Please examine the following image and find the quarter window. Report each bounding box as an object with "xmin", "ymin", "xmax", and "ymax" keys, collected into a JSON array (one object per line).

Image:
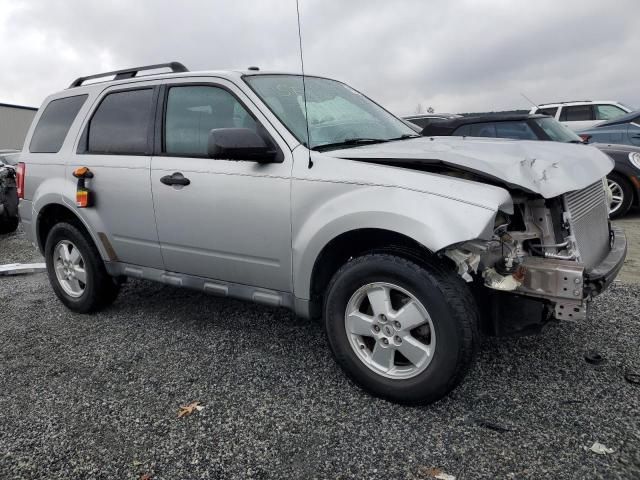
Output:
[
  {"xmin": 164, "ymin": 86, "xmax": 258, "ymax": 156},
  {"xmin": 535, "ymin": 107, "xmax": 558, "ymax": 117},
  {"xmin": 29, "ymin": 95, "xmax": 88, "ymax": 153},
  {"xmin": 87, "ymin": 89, "xmax": 154, "ymax": 154},
  {"xmin": 560, "ymin": 105, "xmax": 593, "ymax": 122},
  {"xmin": 594, "ymin": 104, "xmax": 626, "ymax": 120}
]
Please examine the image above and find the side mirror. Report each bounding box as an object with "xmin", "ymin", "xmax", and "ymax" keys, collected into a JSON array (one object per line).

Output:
[{"xmin": 207, "ymin": 128, "xmax": 277, "ymax": 163}]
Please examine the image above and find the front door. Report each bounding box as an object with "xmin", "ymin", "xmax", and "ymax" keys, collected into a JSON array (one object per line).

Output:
[{"xmin": 150, "ymin": 80, "xmax": 293, "ymax": 292}]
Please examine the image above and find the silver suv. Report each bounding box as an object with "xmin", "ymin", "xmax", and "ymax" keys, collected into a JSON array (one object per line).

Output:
[{"xmin": 17, "ymin": 63, "xmax": 626, "ymax": 404}]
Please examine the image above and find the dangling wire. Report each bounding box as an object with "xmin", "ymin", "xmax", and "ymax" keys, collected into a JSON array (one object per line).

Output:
[{"xmin": 296, "ymin": 0, "xmax": 313, "ymax": 168}]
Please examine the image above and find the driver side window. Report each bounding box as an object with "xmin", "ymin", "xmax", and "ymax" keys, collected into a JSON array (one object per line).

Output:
[{"xmin": 164, "ymin": 85, "xmax": 259, "ymax": 156}]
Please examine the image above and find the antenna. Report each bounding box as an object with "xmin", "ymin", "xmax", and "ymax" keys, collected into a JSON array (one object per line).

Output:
[
  {"xmin": 296, "ymin": 0, "xmax": 313, "ymax": 168},
  {"xmin": 521, "ymin": 92, "xmax": 540, "ymax": 111}
]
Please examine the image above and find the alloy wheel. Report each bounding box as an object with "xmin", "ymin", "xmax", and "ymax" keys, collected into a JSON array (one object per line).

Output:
[
  {"xmin": 607, "ymin": 178, "xmax": 624, "ymax": 215},
  {"xmin": 344, "ymin": 282, "xmax": 436, "ymax": 379},
  {"xmin": 53, "ymin": 240, "xmax": 87, "ymax": 298}
]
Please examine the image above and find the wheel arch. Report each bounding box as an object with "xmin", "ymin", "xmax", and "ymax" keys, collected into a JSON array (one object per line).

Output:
[
  {"xmin": 306, "ymin": 227, "xmax": 453, "ymax": 319},
  {"xmin": 35, "ymin": 202, "xmax": 107, "ymax": 260}
]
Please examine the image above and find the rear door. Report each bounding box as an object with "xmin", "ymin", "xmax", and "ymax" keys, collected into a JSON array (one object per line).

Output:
[
  {"xmin": 150, "ymin": 78, "xmax": 293, "ymax": 291},
  {"xmin": 70, "ymin": 84, "xmax": 163, "ymax": 269}
]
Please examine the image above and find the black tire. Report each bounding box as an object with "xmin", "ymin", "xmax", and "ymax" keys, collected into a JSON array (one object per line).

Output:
[
  {"xmin": 44, "ymin": 222, "xmax": 120, "ymax": 313},
  {"xmin": 0, "ymin": 216, "xmax": 18, "ymax": 234},
  {"xmin": 324, "ymin": 253, "xmax": 479, "ymax": 405},
  {"xmin": 607, "ymin": 172, "xmax": 633, "ymax": 219}
]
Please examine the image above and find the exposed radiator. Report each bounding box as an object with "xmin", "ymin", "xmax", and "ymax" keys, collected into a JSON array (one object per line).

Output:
[{"xmin": 563, "ymin": 181, "xmax": 610, "ymax": 270}]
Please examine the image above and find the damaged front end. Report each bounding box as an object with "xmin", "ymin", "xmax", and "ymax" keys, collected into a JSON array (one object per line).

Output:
[{"xmin": 443, "ymin": 178, "xmax": 627, "ymax": 335}]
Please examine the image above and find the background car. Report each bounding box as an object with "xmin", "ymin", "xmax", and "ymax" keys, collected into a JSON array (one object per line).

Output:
[
  {"xmin": 403, "ymin": 113, "xmax": 461, "ymax": 129},
  {"xmin": 578, "ymin": 110, "xmax": 640, "ymax": 147},
  {"xmin": 529, "ymin": 100, "xmax": 632, "ymax": 131},
  {"xmin": 0, "ymin": 151, "xmax": 19, "ymax": 234},
  {"xmin": 418, "ymin": 113, "xmax": 640, "ymax": 217}
]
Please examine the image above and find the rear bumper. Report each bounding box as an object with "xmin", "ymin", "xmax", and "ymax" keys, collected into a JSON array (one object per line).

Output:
[
  {"xmin": 17, "ymin": 199, "xmax": 35, "ymax": 244},
  {"xmin": 584, "ymin": 225, "xmax": 627, "ymax": 295}
]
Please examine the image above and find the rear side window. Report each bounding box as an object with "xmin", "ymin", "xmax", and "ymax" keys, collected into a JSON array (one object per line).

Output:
[
  {"xmin": 560, "ymin": 105, "xmax": 593, "ymax": 122},
  {"xmin": 87, "ymin": 89, "xmax": 154, "ymax": 154},
  {"xmin": 535, "ymin": 107, "xmax": 558, "ymax": 117},
  {"xmin": 29, "ymin": 95, "xmax": 88, "ymax": 153}
]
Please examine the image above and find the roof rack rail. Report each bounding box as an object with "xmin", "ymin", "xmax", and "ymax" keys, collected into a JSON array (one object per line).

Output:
[
  {"xmin": 68, "ymin": 62, "xmax": 189, "ymax": 88},
  {"xmin": 539, "ymin": 100, "xmax": 592, "ymax": 106}
]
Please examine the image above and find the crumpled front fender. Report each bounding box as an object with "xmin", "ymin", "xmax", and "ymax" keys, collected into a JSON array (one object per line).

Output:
[{"xmin": 292, "ymin": 175, "xmax": 511, "ymax": 300}]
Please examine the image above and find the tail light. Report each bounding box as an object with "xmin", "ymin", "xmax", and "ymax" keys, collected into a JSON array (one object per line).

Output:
[
  {"xmin": 579, "ymin": 134, "xmax": 592, "ymax": 142},
  {"xmin": 16, "ymin": 162, "xmax": 25, "ymax": 199}
]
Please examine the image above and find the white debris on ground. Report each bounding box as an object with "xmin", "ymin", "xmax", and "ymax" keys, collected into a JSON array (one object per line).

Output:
[
  {"xmin": 0, "ymin": 263, "xmax": 46, "ymax": 276},
  {"xmin": 585, "ymin": 442, "xmax": 615, "ymax": 455}
]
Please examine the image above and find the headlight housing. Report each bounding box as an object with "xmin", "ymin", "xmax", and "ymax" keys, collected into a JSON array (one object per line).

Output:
[{"xmin": 629, "ymin": 152, "xmax": 640, "ymax": 170}]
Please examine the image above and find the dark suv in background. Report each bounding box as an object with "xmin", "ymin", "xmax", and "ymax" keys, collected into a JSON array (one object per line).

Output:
[{"xmin": 407, "ymin": 113, "xmax": 640, "ymax": 218}]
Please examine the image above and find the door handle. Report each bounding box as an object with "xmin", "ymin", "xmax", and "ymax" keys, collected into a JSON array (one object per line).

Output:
[{"xmin": 160, "ymin": 172, "xmax": 191, "ymax": 186}]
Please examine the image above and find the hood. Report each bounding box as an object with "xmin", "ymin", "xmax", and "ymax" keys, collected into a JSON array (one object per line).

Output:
[{"xmin": 323, "ymin": 136, "xmax": 613, "ymax": 198}]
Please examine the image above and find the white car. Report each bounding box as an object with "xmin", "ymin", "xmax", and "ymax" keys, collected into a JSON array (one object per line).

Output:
[{"xmin": 530, "ymin": 101, "xmax": 632, "ymax": 132}]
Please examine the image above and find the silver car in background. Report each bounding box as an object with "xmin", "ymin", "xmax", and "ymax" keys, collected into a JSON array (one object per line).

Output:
[{"xmin": 17, "ymin": 63, "xmax": 626, "ymax": 404}]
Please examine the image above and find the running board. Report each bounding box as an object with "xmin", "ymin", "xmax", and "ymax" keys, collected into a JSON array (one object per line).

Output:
[{"xmin": 105, "ymin": 262, "xmax": 293, "ymax": 309}]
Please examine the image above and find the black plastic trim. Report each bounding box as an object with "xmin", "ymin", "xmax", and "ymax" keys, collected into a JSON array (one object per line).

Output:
[{"xmin": 584, "ymin": 225, "xmax": 627, "ymax": 294}]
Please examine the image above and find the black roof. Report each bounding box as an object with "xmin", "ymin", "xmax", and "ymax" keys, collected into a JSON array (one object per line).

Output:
[{"xmin": 420, "ymin": 113, "xmax": 549, "ymax": 136}]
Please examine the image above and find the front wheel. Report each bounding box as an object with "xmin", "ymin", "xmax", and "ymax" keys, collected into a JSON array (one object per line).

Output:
[
  {"xmin": 323, "ymin": 253, "xmax": 479, "ymax": 405},
  {"xmin": 45, "ymin": 222, "xmax": 120, "ymax": 313}
]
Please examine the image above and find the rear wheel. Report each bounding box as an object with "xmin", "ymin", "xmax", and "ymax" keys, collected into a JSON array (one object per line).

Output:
[
  {"xmin": 45, "ymin": 222, "xmax": 120, "ymax": 313},
  {"xmin": 323, "ymin": 253, "xmax": 479, "ymax": 405},
  {"xmin": 607, "ymin": 173, "xmax": 633, "ymax": 218}
]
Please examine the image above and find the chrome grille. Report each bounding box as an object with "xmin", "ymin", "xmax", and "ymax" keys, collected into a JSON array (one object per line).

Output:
[{"xmin": 564, "ymin": 181, "xmax": 610, "ymax": 269}]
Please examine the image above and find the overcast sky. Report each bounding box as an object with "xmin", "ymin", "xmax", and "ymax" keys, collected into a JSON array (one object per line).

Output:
[{"xmin": 1, "ymin": 0, "xmax": 638, "ymax": 115}]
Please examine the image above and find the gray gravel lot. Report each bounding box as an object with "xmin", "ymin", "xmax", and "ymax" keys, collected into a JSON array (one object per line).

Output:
[{"xmin": 1, "ymin": 225, "xmax": 639, "ymax": 479}]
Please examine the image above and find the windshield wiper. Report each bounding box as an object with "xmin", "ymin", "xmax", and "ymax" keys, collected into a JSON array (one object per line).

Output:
[
  {"xmin": 312, "ymin": 138, "xmax": 390, "ymax": 151},
  {"xmin": 312, "ymin": 134, "xmax": 420, "ymax": 152},
  {"xmin": 386, "ymin": 134, "xmax": 421, "ymax": 141}
]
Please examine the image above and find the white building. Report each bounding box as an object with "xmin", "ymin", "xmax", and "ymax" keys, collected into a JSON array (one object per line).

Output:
[{"xmin": 0, "ymin": 102, "xmax": 37, "ymax": 150}]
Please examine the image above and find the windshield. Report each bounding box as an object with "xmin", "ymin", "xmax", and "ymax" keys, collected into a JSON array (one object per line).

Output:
[
  {"xmin": 533, "ymin": 117, "xmax": 583, "ymax": 143},
  {"xmin": 244, "ymin": 75, "xmax": 417, "ymax": 150}
]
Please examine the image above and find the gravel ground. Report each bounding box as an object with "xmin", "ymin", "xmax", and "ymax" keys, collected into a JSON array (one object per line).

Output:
[{"xmin": 1, "ymin": 226, "xmax": 639, "ymax": 479}]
